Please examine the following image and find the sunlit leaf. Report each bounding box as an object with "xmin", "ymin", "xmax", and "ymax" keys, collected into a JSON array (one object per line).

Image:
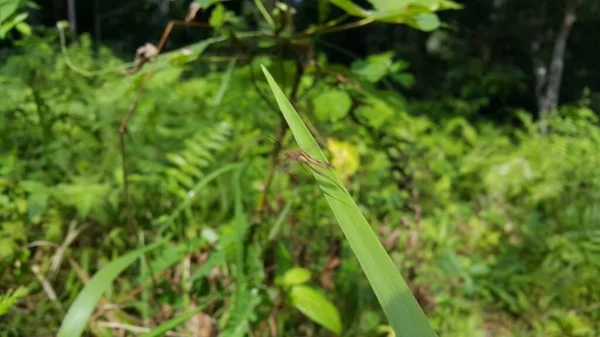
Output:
[
  {"xmin": 14, "ymin": 22, "xmax": 31, "ymax": 36},
  {"xmin": 281, "ymin": 267, "xmax": 311, "ymax": 286},
  {"xmin": 0, "ymin": 1, "xmax": 19, "ymax": 24},
  {"xmin": 408, "ymin": 13, "xmax": 440, "ymax": 31},
  {"xmin": 314, "ymin": 89, "xmax": 352, "ymax": 121},
  {"xmin": 327, "ymin": 138, "xmax": 360, "ymax": 179},
  {"xmin": 290, "ymin": 285, "xmax": 342, "ymax": 334}
]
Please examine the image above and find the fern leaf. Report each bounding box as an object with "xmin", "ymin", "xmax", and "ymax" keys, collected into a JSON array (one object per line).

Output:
[
  {"xmin": 0, "ymin": 287, "xmax": 28, "ymax": 317},
  {"xmin": 220, "ymin": 290, "xmax": 260, "ymax": 337}
]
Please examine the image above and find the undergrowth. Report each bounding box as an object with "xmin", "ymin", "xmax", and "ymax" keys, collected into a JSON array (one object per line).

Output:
[{"xmin": 1, "ymin": 25, "xmax": 599, "ymax": 337}]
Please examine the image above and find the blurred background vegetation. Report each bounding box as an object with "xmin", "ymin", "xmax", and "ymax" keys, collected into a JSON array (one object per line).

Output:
[{"xmin": 1, "ymin": 0, "xmax": 599, "ymax": 336}]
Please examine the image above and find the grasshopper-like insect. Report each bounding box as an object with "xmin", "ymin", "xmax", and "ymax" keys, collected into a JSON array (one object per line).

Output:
[{"xmin": 269, "ymin": 136, "xmax": 345, "ymax": 192}]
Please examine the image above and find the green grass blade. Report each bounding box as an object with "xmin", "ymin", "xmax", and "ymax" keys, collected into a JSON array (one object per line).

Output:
[
  {"xmin": 57, "ymin": 240, "xmax": 167, "ymax": 337},
  {"xmin": 139, "ymin": 295, "xmax": 219, "ymax": 337},
  {"xmin": 261, "ymin": 65, "xmax": 438, "ymax": 337}
]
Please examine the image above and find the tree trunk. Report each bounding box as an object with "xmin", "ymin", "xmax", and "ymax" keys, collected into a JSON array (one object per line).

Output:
[
  {"xmin": 67, "ymin": 0, "xmax": 77, "ymax": 33},
  {"xmin": 533, "ymin": 0, "xmax": 580, "ymax": 133}
]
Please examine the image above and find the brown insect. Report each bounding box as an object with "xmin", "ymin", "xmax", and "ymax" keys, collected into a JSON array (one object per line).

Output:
[{"xmin": 269, "ymin": 136, "xmax": 344, "ymax": 191}]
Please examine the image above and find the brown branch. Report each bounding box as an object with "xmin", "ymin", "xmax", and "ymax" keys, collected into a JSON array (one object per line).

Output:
[{"xmin": 118, "ymin": 20, "xmax": 209, "ymax": 232}]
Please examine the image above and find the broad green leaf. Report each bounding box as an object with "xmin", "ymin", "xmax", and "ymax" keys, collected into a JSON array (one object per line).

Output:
[
  {"xmin": 281, "ymin": 267, "xmax": 311, "ymax": 286},
  {"xmin": 314, "ymin": 89, "xmax": 352, "ymax": 121},
  {"xmin": 327, "ymin": 138, "xmax": 360, "ymax": 179},
  {"xmin": 261, "ymin": 65, "xmax": 438, "ymax": 337},
  {"xmin": 391, "ymin": 73, "xmax": 415, "ymax": 88},
  {"xmin": 57, "ymin": 240, "xmax": 166, "ymax": 337},
  {"xmin": 290, "ymin": 285, "xmax": 342, "ymax": 334},
  {"xmin": 209, "ymin": 4, "xmax": 226, "ymax": 28},
  {"xmin": 329, "ymin": 0, "xmax": 455, "ymax": 32},
  {"xmin": 368, "ymin": 0, "xmax": 408, "ymax": 11},
  {"xmin": 409, "ymin": 13, "xmax": 440, "ymax": 31},
  {"xmin": 14, "ymin": 21, "xmax": 30, "ymax": 35},
  {"xmin": 0, "ymin": 10, "xmax": 27, "ymax": 38},
  {"xmin": 0, "ymin": 1, "xmax": 18, "ymax": 24},
  {"xmin": 209, "ymin": 3, "xmax": 238, "ymax": 28},
  {"xmin": 8, "ymin": 11, "xmax": 27, "ymax": 24},
  {"xmin": 351, "ymin": 51, "xmax": 395, "ymax": 83}
]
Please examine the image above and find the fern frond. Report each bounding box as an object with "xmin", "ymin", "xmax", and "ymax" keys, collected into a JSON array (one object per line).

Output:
[
  {"xmin": 220, "ymin": 289, "xmax": 260, "ymax": 337},
  {"xmin": 0, "ymin": 287, "xmax": 28, "ymax": 317},
  {"xmin": 163, "ymin": 122, "xmax": 232, "ymax": 197}
]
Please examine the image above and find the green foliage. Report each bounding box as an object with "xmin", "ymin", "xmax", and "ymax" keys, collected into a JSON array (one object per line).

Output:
[
  {"xmin": 329, "ymin": 0, "xmax": 461, "ymax": 31},
  {"xmin": 289, "ymin": 285, "xmax": 342, "ymax": 334},
  {"xmin": 263, "ymin": 65, "xmax": 438, "ymax": 337},
  {"xmin": 0, "ymin": 287, "xmax": 28, "ymax": 316},
  {"xmin": 58, "ymin": 241, "xmax": 166, "ymax": 337},
  {"xmin": 0, "ymin": 0, "xmax": 36, "ymax": 39},
  {"xmin": 1, "ymin": 2, "xmax": 599, "ymax": 337}
]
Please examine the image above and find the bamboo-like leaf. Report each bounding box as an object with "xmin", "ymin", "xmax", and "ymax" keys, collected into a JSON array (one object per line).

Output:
[
  {"xmin": 261, "ymin": 65, "xmax": 438, "ymax": 337},
  {"xmin": 57, "ymin": 240, "xmax": 166, "ymax": 337}
]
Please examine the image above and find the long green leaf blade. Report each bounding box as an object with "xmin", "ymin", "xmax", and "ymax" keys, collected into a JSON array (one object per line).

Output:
[
  {"xmin": 57, "ymin": 240, "xmax": 166, "ymax": 337},
  {"xmin": 261, "ymin": 65, "xmax": 437, "ymax": 337}
]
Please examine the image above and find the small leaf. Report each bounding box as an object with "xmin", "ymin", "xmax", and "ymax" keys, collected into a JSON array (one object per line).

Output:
[
  {"xmin": 0, "ymin": 2, "xmax": 19, "ymax": 24},
  {"xmin": 281, "ymin": 267, "xmax": 311, "ymax": 286},
  {"xmin": 14, "ymin": 22, "xmax": 31, "ymax": 35},
  {"xmin": 208, "ymin": 3, "xmax": 237, "ymax": 28},
  {"xmin": 351, "ymin": 51, "xmax": 394, "ymax": 83},
  {"xmin": 209, "ymin": 4, "xmax": 226, "ymax": 28},
  {"xmin": 327, "ymin": 139, "xmax": 360, "ymax": 179},
  {"xmin": 409, "ymin": 13, "xmax": 440, "ymax": 31},
  {"xmin": 355, "ymin": 98, "xmax": 395, "ymax": 128},
  {"xmin": 290, "ymin": 285, "xmax": 342, "ymax": 334},
  {"xmin": 314, "ymin": 90, "xmax": 352, "ymax": 121},
  {"xmin": 368, "ymin": 0, "xmax": 407, "ymax": 11},
  {"xmin": 391, "ymin": 73, "xmax": 415, "ymax": 88}
]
